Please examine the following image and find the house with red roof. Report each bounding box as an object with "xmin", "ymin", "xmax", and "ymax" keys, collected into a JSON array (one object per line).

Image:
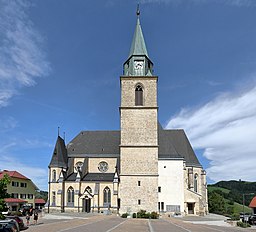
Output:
[
  {"xmin": 0, "ymin": 170, "xmax": 38, "ymax": 211},
  {"xmin": 249, "ymin": 196, "xmax": 256, "ymax": 214}
]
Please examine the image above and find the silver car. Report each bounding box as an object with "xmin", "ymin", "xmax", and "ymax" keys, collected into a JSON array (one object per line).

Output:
[{"xmin": 0, "ymin": 219, "xmax": 19, "ymax": 232}]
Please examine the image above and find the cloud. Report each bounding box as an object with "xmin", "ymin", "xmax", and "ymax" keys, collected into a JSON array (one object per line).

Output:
[
  {"xmin": 166, "ymin": 84, "xmax": 256, "ymax": 182},
  {"xmin": 0, "ymin": 155, "xmax": 48, "ymax": 190},
  {"xmin": 0, "ymin": 0, "xmax": 50, "ymax": 107},
  {"xmin": 0, "ymin": 116, "xmax": 18, "ymax": 132},
  {"xmin": 140, "ymin": 0, "xmax": 256, "ymax": 7}
]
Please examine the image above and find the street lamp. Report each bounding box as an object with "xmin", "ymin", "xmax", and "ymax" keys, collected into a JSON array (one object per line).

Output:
[{"xmin": 243, "ymin": 193, "xmax": 254, "ymax": 222}]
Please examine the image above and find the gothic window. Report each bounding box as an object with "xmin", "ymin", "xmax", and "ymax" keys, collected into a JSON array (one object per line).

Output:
[
  {"xmin": 67, "ymin": 187, "xmax": 74, "ymax": 204},
  {"xmin": 194, "ymin": 174, "xmax": 198, "ymax": 193},
  {"xmin": 103, "ymin": 187, "xmax": 111, "ymax": 206},
  {"xmin": 52, "ymin": 170, "xmax": 56, "ymax": 182},
  {"xmin": 135, "ymin": 85, "xmax": 143, "ymax": 106},
  {"xmin": 85, "ymin": 186, "xmax": 92, "ymax": 195},
  {"xmin": 52, "ymin": 191, "xmax": 56, "ymax": 206}
]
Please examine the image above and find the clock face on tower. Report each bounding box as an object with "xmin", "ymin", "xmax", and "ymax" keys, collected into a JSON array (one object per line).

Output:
[{"xmin": 134, "ymin": 60, "xmax": 144, "ymax": 75}]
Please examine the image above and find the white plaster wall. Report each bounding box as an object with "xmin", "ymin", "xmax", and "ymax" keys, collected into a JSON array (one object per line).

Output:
[{"xmin": 158, "ymin": 160, "xmax": 184, "ymax": 213}]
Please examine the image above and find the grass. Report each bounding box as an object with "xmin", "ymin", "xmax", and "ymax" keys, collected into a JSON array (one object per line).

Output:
[
  {"xmin": 233, "ymin": 202, "xmax": 252, "ymax": 214},
  {"xmin": 208, "ymin": 186, "xmax": 230, "ymax": 194}
]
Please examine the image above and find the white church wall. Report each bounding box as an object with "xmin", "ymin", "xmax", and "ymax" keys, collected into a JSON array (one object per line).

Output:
[{"xmin": 158, "ymin": 160, "xmax": 184, "ymax": 214}]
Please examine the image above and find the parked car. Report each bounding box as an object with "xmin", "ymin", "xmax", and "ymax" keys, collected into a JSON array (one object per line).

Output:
[
  {"xmin": 0, "ymin": 219, "xmax": 19, "ymax": 232},
  {"xmin": 240, "ymin": 212, "xmax": 250, "ymax": 222},
  {"xmin": 5, "ymin": 216, "xmax": 24, "ymax": 230},
  {"xmin": 249, "ymin": 214, "xmax": 256, "ymax": 225}
]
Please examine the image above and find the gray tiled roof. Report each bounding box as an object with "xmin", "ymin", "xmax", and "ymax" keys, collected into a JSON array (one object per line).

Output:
[
  {"xmin": 159, "ymin": 129, "xmax": 201, "ymax": 166},
  {"xmin": 67, "ymin": 131, "xmax": 120, "ymax": 156},
  {"xmin": 65, "ymin": 172, "xmax": 114, "ymax": 182},
  {"xmin": 65, "ymin": 127, "xmax": 200, "ymax": 166},
  {"xmin": 49, "ymin": 136, "xmax": 68, "ymax": 168}
]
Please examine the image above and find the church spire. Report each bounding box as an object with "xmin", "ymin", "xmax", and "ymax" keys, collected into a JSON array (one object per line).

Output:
[
  {"xmin": 123, "ymin": 6, "xmax": 153, "ymax": 76},
  {"xmin": 128, "ymin": 5, "xmax": 149, "ymax": 58}
]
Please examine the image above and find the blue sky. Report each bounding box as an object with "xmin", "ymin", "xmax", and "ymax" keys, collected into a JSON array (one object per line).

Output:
[{"xmin": 0, "ymin": 0, "xmax": 256, "ymax": 191}]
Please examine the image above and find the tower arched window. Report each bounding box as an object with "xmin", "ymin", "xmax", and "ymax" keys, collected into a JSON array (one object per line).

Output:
[
  {"xmin": 52, "ymin": 170, "xmax": 56, "ymax": 182},
  {"xmin": 103, "ymin": 187, "xmax": 111, "ymax": 206},
  {"xmin": 135, "ymin": 85, "xmax": 143, "ymax": 106},
  {"xmin": 194, "ymin": 174, "xmax": 198, "ymax": 193},
  {"xmin": 67, "ymin": 187, "xmax": 74, "ymax": 205}
]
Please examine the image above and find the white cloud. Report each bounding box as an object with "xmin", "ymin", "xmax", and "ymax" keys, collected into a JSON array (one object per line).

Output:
[
  {"xmin": 166, "ymin": 84, "xmax": 256, "ymax": 182},
  {"xmin": 0, "ymin": 155, "xmax": 48, "ymax": 190},
  {"xmin": 0, "ymin": 0, "xmax": 50, "ymax": 107}
]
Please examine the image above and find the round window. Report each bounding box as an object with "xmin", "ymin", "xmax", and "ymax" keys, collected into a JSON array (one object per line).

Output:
[
  {"xmin": 75, "ymin": 161, "xmax": 83, "ymax": 171},
  {"xmin": 98, "ymin": 161, "xmax": 108, "ymax": 173}
]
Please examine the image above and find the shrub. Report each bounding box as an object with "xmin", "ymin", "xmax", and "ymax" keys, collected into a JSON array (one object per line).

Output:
[
  {"xmin": 237, "ymin": 221, "xmax": 251, "ymax": 228},
  {"xmin": 121, "ymin": 213, "xmax": 129, "ymax": 218},
  {"xmin": 0, "ymin": 213, "xmax": 5, "ymax": 220},
  {"xmin": 137, "ymin": 209, "xmax": 146, "ymax": 218},
  {"xmin": 10, "ymin": 211, "xmax": 22, "ymax": 216},
  {"xmin": 132, "ymin": 213, "xmax": 136, "ymax": 218},
  {"xmin": 150, "ymin": 211, "xmax": 159, "ymax": 219}
]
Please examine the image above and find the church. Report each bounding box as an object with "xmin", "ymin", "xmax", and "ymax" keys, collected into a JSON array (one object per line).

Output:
[{"xmin": 48, "ymin": 9, "xmax": 208, "ymax": 216}]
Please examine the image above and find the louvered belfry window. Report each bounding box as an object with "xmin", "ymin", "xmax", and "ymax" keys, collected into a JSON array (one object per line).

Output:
[{"xmin": 135, "ymin": 85, "xmax": 143, "ymax": 106}]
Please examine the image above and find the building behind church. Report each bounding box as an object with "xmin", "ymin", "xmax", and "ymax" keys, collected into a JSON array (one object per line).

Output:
[{"xmin": 48, "ymin": 10, "xmax": 208, "ymax": 216}]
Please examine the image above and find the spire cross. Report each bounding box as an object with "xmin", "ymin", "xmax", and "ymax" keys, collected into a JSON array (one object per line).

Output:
[{"xmin": 136, "ymin": 4, "xmax": 140, "ymax": 18}]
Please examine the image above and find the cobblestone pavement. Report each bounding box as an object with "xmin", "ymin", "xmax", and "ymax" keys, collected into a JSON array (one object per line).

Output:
[{"xmin": 20, "ymin": 213, "xmax": 256, "ymax": 232}]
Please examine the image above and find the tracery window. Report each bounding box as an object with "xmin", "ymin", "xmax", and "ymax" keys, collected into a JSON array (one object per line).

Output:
[
  {"xmin": 103, "ymin": 187, "xmax": 111, "ymax": 206},
  {"xmin": 67, "ymin": 187, "xmax": 74, "ymax": 204},
  {"xmin": 135, "ymin": 85, "xmax": 143, "ymax": 106}
]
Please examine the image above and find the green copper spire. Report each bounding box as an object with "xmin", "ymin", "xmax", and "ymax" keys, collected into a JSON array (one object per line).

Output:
[
  {"xmin": 128, "ymin": 5, "xmax": 149, "ymax": 58},
  {"xmin": 123, "ymin": 5, "xmax": 153, "ymax": 76}
]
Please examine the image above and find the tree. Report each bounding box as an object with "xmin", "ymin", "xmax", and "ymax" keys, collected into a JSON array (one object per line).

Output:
[
  {"xmin": 208, "ymin": 191, "xmax": 226, "ymax": 214},
  {"xmin": 0, "ymin": 174, "xmax": 11, "ymax": 218}
]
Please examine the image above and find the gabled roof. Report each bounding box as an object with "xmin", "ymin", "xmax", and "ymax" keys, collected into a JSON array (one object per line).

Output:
[
  {"xmin": 65, "ymin": 172, "xmax": 115, "ymax": 182},
  {"xmin": 0, "ymin": 170, "xmax": 29, "ymax": 180},
  {"xmin": 128, "ymin": 16, "xmax": 149, "ymax": 58},
  {"xmin": 249, "ymin": 196, "xmax": 256, "ymax": 208},
  {"xmin": 35, "ymin": 199, "xmax": 46, "ymax": 204},
  {"xmin": 66, "ymin": 126, "xmax": 201, "ymax": 167},
  {"xmin": 159, "ymin": 128, "xmax": 201, "ymax": 166},
  {"xmin": 67, "ymin": 131, "xmax": 120, "ymax": 156},
  {"xmin": 4, "ymin": 198, "xmax": 27, "ymax": 203},
  {"xmin": 49, "ymin": 136, "xmax": 68, "ymax": 168}
]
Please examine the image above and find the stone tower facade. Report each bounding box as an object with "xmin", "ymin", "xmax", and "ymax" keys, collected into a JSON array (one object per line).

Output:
[{"xmin": 119, "ymin": 11, "xmax": 159, "ymax": 214}]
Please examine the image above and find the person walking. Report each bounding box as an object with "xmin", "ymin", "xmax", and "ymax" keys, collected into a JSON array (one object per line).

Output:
[
  {"xmin": 33, "ymin": 210, "xmax": 38, "ymax": 225},
  {"xmin": 26, "ymin": 213, "xmax": 30, "ymax": 226}
]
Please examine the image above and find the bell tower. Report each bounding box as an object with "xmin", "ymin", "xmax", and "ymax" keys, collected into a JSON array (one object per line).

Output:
[{"xmin": 119, "ymin": 7, "xmax": 158, "ymax": 214}]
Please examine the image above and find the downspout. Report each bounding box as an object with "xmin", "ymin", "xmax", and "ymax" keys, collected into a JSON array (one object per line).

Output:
[{"xmin": 48, "ymin": 167, "xmax": 51, "ymax": 213}]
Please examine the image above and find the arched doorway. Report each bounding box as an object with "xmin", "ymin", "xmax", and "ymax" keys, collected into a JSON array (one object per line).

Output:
[
  {"xmin": 82, "ymin": 197, "xmax": 91, "ymax": 213},
  {"xmin": 82, "ymin": 186, "xmax": 93, "ymax": 213}
]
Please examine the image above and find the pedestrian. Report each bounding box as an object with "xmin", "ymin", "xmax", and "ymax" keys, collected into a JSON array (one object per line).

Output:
[
  {"xmin": 29, "ymin": 207, "xmax": 33, "ymax": 216},
  {"xmin": 26, "ymin": 213, "xmax": 30, "ymax": 226},
  {"xmin": 33, "ymin": 210, "xmax": 38, "ymax": 225}
]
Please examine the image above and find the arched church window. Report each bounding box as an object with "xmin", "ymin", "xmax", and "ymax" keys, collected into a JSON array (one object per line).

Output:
[
  {"xmin": 85, "ymin": 186, "xmax": 92, "ymax": 194},
  {"xmin": 135, "ymin": 85, "xmax": 143, "ymax": 106},
  {"xmin": 67, "ymin": 187, "xmax": 74, "ymax": 204},
  {"xmin": 194, "ymin": 174, "xmax": 198, "ymax": 193},
  {"xmin": 52, "ymin": 170, "xmax": 56, "ymax": 182},
  {"xmin": 103, "ymin": 187, "xmax": 111, "ymax": 206}
]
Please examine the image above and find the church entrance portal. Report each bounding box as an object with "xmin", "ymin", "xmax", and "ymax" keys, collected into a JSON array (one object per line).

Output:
[
  {"xmin": 187, "ymin": 203, "xmax": 194, "ymax": 214},
  {"xmin": 82, "ymin": 198, "xmax": 91, "ymax": 213}
]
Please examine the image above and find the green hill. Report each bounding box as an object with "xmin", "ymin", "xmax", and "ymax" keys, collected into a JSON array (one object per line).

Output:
[{"xmin": 207, "ymin": 180, "xmax": 256, "ymax": 218}]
